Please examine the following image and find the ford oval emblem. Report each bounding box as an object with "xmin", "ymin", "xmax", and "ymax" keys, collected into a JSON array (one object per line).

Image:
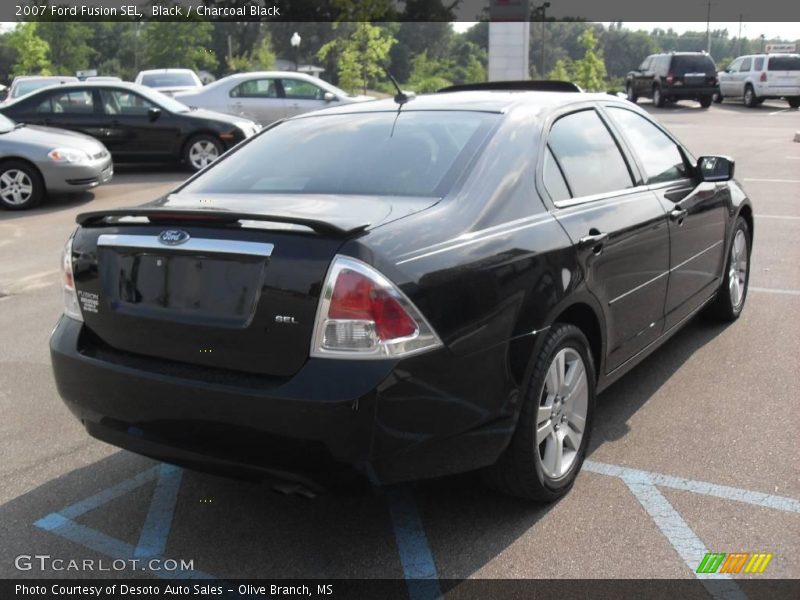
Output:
[{"xmin": 158, "ymin": 230, "xmax": 191, "ymax": 246}]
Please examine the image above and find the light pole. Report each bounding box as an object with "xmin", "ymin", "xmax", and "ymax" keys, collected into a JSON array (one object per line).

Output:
[
  {"xmin": 290, "ymin": 32, "xmax": 301, "ymax": 72},
  {"xmin": 534, "ymin": 2, "xmax": 551, "ymax": 78}
]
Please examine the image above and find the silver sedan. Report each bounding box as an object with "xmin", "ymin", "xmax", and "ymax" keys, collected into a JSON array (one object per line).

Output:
[
  {"xmin": 0, "ymin": 114, "xmax": 112, "ymax": 210},
  {"xmin": 174, "ymin": 71, "xmax": 372, "ymax": 126}
]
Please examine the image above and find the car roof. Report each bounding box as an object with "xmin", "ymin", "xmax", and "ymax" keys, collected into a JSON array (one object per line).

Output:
[
  {"xmin": 299, "ymin": 90, "xmax": 616, "ymax": 116},
  {"xmin": 137, "ymin": 68, "xmax": 196, "ymax": 74},
  {"xmin": 12, "ymin": 75, "xmax": 77, "ymax": 82}
]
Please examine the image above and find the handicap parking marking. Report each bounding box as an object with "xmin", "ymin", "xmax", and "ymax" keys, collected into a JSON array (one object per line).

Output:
[
  {"xmin": 33, "ymin": 463, "xmax": 215, "ymax": 579},
  {"xmin": 385, "ymin": 486, "xmax": 442, "ymax": 600}
]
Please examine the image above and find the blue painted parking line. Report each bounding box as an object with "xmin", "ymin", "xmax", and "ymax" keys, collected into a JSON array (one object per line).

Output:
[
  {"xmin": 135, "ymin": 464, "xmax": 184, "ymax": 558},
  {"xmin": 385, "ymin": 486, "xmax": 441, "ymax": 600}
]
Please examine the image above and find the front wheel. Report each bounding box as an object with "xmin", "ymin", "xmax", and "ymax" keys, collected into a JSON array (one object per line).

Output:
[
  {"xmin": 0, "ymin": 161, "xmax": 44, "ymax": 210},
  {"xmin": 626, "ymin": 83, "xmax": 638, "ymax": 103},
  {"xmin": 704, "ymin": 216, "xmax": 751, "ymax": 321},
  {"xmin": 183, "ymin": 135, "xmax": 223, "ymax": 172},
  {"xmin": 484, "ymin": 324, "xmax": 596, "ymax": 501}
]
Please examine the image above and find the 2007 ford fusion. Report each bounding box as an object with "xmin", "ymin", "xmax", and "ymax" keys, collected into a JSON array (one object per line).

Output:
[{"xmin": 50, "ymin": 83, "xmax": 752, "ymax": 500}]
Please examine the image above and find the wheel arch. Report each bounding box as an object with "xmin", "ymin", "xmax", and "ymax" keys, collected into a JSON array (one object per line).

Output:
[
  {"xmin": 0, "ymin": 156, "xmax": 46, "ymax": 189},
  {"xmin": 550, "ymin": 301, "xmax": 604, "ymax": 382}
]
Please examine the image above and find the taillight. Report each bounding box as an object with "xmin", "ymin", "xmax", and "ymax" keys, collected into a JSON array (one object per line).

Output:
[
  {"xmin": 62, "ymin": 235, "xmax": 83, "ymax": 322},
  {"xmin": 666, "ymin": 73, "xmax": 674, "ymax": 85},
  {"xmin": 760, "ymin": 72, "xmax": 767, "ymax": 82},
  {"xmin": 310, "ymin": 256, "xmax": 442, "ymax": 359}
]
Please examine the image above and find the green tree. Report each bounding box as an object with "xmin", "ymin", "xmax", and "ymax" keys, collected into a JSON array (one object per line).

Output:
[
  {"xmin": 548, "ymin": 58, "xmax": 573, "ymax": 81},
  {"xmin": 572, "ymin": 29, "xmax": 607, "ymax": 91},
  {"xmin": 318, "ymin": 23, "xmax": 395, "ymax": 95},
  {"xmin": 227, "ymin": 34, "xmax": 276, "ymax": 73},
  {"xmin": 141, "ymin": 22, "xmax": 217, "ymax": 72},
  {"xmin": 406, "ymin": 51, "xmax": 452, "ymax": 92},
  {"xmin": 6, "ymin": 23, "xmax": 51, "ymax": 77},
  {"xmin": 37, "ymin": 23, "xmax": 95, "ymax": 75}
]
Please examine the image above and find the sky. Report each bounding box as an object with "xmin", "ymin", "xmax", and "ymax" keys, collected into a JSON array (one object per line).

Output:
[{"xmin": 453, "ymin": 21, "xmax": 800, "ymax": 41}]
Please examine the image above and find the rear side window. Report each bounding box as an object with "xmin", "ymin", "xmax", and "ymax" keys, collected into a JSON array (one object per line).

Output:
[
  {"xmin": 543, "ymin": 147, "xmax": 571, "ymax": 202},
  {"xmin": 753, "ymin": 57, "xmax": 765, "ymax": 71},
  {"xmin": 181, "ymin": 111, "xmax": 497, "ymax": 198},
  {"xmin": 768, "ymin": 56, "xmax": 800, "ymax": 71},
  {"xmin": 547, "ymin": 110, "xmax": 633, "ymax": 198},
  {"xmin": 230, "ymin": 79, "xmax": 277, "ymax": 98},
  {"xmin": 606, "ymin": 107, "xmax": 687, "ymax": 184},
  {"xmin": 672, "ymin": 55, "xmax": 717, "ymax": 74},
  {"xmin": 37, "ymin": 90, "xmax": 94, "ymax": 114}
]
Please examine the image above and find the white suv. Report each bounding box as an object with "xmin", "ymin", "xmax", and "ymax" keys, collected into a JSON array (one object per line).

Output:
[{"xmin": 717, "ymin": 53, "xmax": 800, "ymax": 108}]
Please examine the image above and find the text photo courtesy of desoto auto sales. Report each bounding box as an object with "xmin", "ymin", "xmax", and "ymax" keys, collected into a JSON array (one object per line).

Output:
[{"xmin": 0, "ymin": 1, "xmax": 798, "ymax": 599}]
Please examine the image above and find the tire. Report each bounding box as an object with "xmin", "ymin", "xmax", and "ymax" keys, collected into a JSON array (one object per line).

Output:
[
  {"xmin": 183, "ymin": 134, "xmax": 223, "ymax": 172},
  {"xmin": 484, "ymin": 323, "xmax": 596, "ymax": 501},
  {"xmin": 653, "ymin": 85, "xmax": 665, "ymax": 108},
  {"xmin": 743, "ymin": 85, "xmax": 758, "ymax": 108},
  {"xmin": 704, "ymin": 216, "xmax": 751, "ymax": 321},
  {"xmin": 699, "ymin": 96, "xmax": 712, "ymax": 108},
  {"xmin": 713, "ymin": 91, "xmax": 723, "ymax": 104},
  {"xmin": 0, "ymin": 160, "xmax": 44, "ymax": 210},
  {"xmin": 787, "ymin": 97, "xmax": 800, "ymax": 108},
  {"xmin": 626, "ymin": 82, "xmax": 638, "ymax": 103}
]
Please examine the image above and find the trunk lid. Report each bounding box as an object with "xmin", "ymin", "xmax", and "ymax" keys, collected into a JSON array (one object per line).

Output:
[{"xmin": 71, "ymin": 194, "xmax": 436, "ymax": 378}]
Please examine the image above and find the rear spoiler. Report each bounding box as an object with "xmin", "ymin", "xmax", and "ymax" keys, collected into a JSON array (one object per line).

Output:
[{"xmin": 75, "ymin": 208, "xmax": 368, "ymax": 237}]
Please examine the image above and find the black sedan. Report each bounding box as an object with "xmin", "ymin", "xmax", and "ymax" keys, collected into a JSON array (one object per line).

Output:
[
  {"xmin": 50, "ymin": 86, "xmax": 752, "ymax": 500},
  {"xmin": 0, "ymin": 82, "xmax": 260, "ymax": 172}
]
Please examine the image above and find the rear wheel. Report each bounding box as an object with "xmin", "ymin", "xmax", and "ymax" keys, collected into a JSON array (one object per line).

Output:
[
  {"xmin": 699, "ymin": 96, "xmax": 713, "ymax": 108},
  {"xmin": 704, "ymin": 217, "xmax": 751, "ymax": 321},
  {"xmin": 743, "ymin": 85, "xmax": 759, "ymax": 108},
  {"xmin": 626, "ymin": 82, "xmax": 638, "ymax": 103},
  {"xmin": 653, "ymin": 85, "xmax": 665, "ymax": 108},
  {"xmin": 0, "ymin": 161, "xmax": 44, "ymax": 210},
  {"xmin": 788, "ymin": 97, "xmax": 800, "ymax": 108},
  {"xmin": 183, "ymin": 135, "xmax": 223, "ymax": 172},
  {"xmin": 484, "ymin": 324, "xmax": 595, "ymax": 501}
]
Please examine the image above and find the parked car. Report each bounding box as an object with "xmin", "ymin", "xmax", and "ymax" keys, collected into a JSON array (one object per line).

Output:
[
  {"xmin": 717, "ymin": 53, "xmax": 800, "ymax": 108},
  {"xmin": 174, "ymin": 71, "xmax": 371, "ymax": 126},
  {"xmin": 5, "ymin": 75, "xmax": 79, "ymax": 103},
  {"xmin": 0, "ymin": 112, "xmax": 112, "ymax": 210},
  {"xmin": 626, "ymin": 52, "xmax": 718, "ymax": 108},
  {"xmin": 134, "ymin": 69, "xmax": 203, "ymax": 96},
  {"xmin": 86, "ymin": 76, "xmax": 123, "ymax": 83},
  {"xmin": 50, "ymin": 86, "xmax": 752, "ymax": 500},
  {"xmin": 0, "ymin": 82, "xmax": 260, "ymax": 172}
]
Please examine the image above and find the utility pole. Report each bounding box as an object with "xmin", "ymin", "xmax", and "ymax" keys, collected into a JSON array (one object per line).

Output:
[
  {"xmin": 705, "ymin": 0, "xmax": 712, "ymax": 54},
  {"xmin": 535, "ymin": 2, "xmax": 551, "ymax": 77},
  {"xmin": 737, "ymin": 15, "xmax": 743, "ymax": 56}
]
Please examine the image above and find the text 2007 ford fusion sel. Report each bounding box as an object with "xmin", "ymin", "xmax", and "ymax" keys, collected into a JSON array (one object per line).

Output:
[{"xmin": 50, "ymin": 85, "xmax": 753, "ymax": 500}]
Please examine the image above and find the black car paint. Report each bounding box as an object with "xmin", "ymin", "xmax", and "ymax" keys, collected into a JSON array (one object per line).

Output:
[
  {"xmin": 49, "ymin": 93, "xmax": 752, "ymax": 487},
  {"xmin": 627, "ymin": 53, "xmax": 719, "ymax": 102},
  {"xmin": 0, "ymin": 84, "xmax": 247, "ymax": 163}
]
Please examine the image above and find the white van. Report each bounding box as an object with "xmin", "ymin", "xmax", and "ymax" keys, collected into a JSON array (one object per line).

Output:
[{"xmin": 717, "ymin": 53, "xmax": 800, "ymax": 108}]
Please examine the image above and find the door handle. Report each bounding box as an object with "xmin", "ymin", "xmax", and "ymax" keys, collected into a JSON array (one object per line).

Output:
[
  {"xmin": 578, "ymin": 231, "xmax": 608, "ymax": 253},
  {"xmin": 670, "ymin": 208, "xmax": 688, "ymax": 222}
]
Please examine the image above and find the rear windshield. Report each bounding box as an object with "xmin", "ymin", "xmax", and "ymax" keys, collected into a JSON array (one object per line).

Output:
[
  {"xmin": 141, "ymin": 73, "xmax": 197, "ymax": 87},
  {"xmin": 13, "ymin": 80, "xmax": 61, "ymax": 98},
  {"xmin": 671, "ymin": 55, "xmax": 716, "ymax": 74},
  {"xmin": 181, "ymin": 111, "xmax": 498, "ymax": 198},
  {"xmin": 768, "ymin": 56, "xmax": 800, "ymax": 71}
]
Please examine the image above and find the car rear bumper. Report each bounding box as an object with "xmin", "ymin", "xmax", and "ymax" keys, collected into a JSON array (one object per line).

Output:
[
  {"xmin": 50, "ymin": 317, "xmax": 521, "ymax": 487},
  {"xmin": 42, "ymin": 156, "xmax": 113, "ymax": 193},
  {"xmin": 663, "ymin": 86, "xmax": 717, "ymax": 99}
]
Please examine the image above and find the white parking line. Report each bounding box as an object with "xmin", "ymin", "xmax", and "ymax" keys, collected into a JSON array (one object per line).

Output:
[
  {"xmin": 743, "ymin": 178, "xmax": 800, "ymax": 184},
  {"xmin": 750, "ymin": 287, "xmax": 800, "ymax": 296},
  {"xmin": 756, "ymin": 215, "xmax": 800, "ymax": 220}
]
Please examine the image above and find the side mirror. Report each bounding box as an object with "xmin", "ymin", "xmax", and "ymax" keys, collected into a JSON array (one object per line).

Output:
[
  {"xmin": 323, "ymin": 92, "xmax": 337, "ymax": 102},
  {"xmin": 698, "ymin": 156, "xmax": 735, "ymax": 182},
  {"xmin": 147, "ymin": 107, "xmax": 162, "ymax": 122}
]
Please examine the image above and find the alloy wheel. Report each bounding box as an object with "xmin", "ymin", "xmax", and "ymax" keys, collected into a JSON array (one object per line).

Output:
[
  {"xmin": 535, "ymin": 347, "xmax": 588, "ymax": 479},
  {"xmin": 188, "ymin": 140, "xmax": 220, "ymax": 170},
  {"xmin": 0, "ymin": 169, "xmax": 34, "ymax": 206},
  {"xmin": 729, "ymin": 229, "xmax": 748, "ymax": 309}
]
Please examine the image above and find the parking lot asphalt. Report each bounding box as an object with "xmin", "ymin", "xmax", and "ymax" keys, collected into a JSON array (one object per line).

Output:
[{"xmin": 0, "ymin": 100, "xmax": 798, "ymax": 591}]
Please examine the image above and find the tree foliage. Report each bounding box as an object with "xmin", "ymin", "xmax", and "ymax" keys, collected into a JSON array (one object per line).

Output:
[
  {"xmin": 318, "ymin": 23, "xmax": 395, "ymax": 94},
  {"xmin": 572, "ymin": 29, "xmax": 607, "ymax": 91},
  {"xmin": 37, "ymin": 23, "xmax": 95, "ymax": 75},
  {"xmin": 141, "ymin": 22, "xmax": 218, "ymax": 72},
  {"xmin": 227, "ymin": 34, "xmax": 276, "ymax": 73}
]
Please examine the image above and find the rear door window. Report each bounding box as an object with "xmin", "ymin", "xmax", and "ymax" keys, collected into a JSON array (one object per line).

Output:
[
  {"xmin": 768, "ymin": 56, "xmax": 800, "ymax": 71},
  {"xmin": 547, "ymin": 109, "xmax": 633, "ymax": 199},
  {"xmin": 606, "ymin": 107, "xmax": 688, "ymax": 184},
  {"xmin": 543, "ymin": 147, "xmax": 571, "ymax": 202},
  {"xmin": 753, "ymin": 57, "xmax": 765, "ymax": 71},
  {"xmin": 230, "ymin": 78, "xmax": 278, "ymax": 98}
]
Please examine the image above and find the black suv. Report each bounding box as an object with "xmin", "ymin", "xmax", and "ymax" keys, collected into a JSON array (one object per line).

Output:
[{"xmin": 626, "ymin": 52, "xmax": 719, "ymax": 108}]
